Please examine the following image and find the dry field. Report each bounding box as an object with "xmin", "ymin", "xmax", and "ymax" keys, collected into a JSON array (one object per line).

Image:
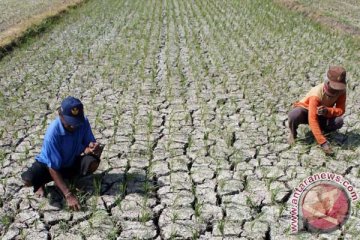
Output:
[
  {"xmin": 276, "ymin": 0, "xmax": 360, "ymax": 36},
  {"xmin": 0, "ymin": 0, "xmax": 360, "ymax": 239},
  {"xmin": 297, "ymin": 0, "xmax": 360, "ymax": 30},
  {"xmin": 0, "ymin": 0, "xmax": 83, "ymax": 49},
  {"xmin": 0, "ymin": 0, "xmax": 71, "ymax": 32}
]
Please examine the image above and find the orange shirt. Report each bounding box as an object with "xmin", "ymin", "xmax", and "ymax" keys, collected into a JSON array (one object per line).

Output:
[{"xmin": 294, "ymin": 83, "xmax": 346, "ymax": 144}]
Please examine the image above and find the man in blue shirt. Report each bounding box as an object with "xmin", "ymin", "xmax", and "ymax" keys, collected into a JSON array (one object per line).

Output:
[{"xmin": 21, "ymin": 96, "xmax": 102, "ymax": 211}]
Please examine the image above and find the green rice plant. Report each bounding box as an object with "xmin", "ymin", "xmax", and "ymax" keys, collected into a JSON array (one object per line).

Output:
[
  {"xmin": 142, "ymin": 180, "xmax": 153, "ymax": 195},
  {"xmin": 0, "ymin": 213, "xmax": 14, "ymax": 232},
  {"xmin": 17, "ymin": 229, "xmax": 27, "ymax": 240},
  {"xmin": 0, "ymin": 127, "xmax": 5, "ymax": 140},
  {"xmin": 194, "ymin": 201, "xmax": 202, "ymax": 218},
  {"xmin": 169, "ymin": 229, "xmax": 177, "ymax": 240},
  {"xmin": 278, "ymin": 203, "xmax": 287, "ymax": 217},
  {"xmin": 139, "ymin": 210, "xmax": 151, "ymax": 223},
  {"xmin": 203, "ymin": 131, "xmax": 209, "ymax": 141},
  {"xmin": 187, "ymin": 135, "xmax": 193, "ymax": 150},
  {"xmin": 270, "ymin": 187, "xmax": 281, "ymax": 204},
  {"xmin": 92, "ymin": 175, "xmax": 102, "ymax": 196},
  {"xmin": 115, "ymin": 183, "xmax": 126, "ymax": 207},
  {"xmin": 59, "ymin": 219, "xmax": 70, "ymax": 233},
  {"xmin": 146, "ymin": 111, "xmax": 153, "ymax": 133},
  {"xmin": 265, "ymin": 176, "xmax": 277, "ymax": 191},
  {"xmin": 87, "ymin": 210, "xmax": 101, "ymax": 229},
  {"xmin": 35, "ymin": 193, "xmax": 48, "ymax": 211},
  {"xmin": 225, "ymin": 130, "xmax": 235, "ymax": 148},
  {"xmin": 95, "ymin": 109, "xmax": 105, "ymax": 129},
  {"xmin": 171, "ymin": 211, "xmax": 178, "ymax": 223},
  {"xmin": 191, "ymin": 229, "xmax": 199, "ymax": 240},
  {"xmin": 260, "ymin": 167, "xmax": 270, "ymax": 180},
  {"xmin": 245, "ymin": 196, "xmax": 255, "ymax": 209},
  {"xmin": 354, "ymin": 201, "xmax": 360, "ymax": 217},
  {"xmin": 218, "ymin": 179, "xmax": 225, "ymax": 192},
  {"xmin": 146, "ymin": 140, "xmax": 154, "ymax": 158},
  {"xmin": 75, "ymin": 190, "xmax": 91, "ymax": 207},
  {"xmin": 107, "ymin": 227, "xmax": 119, "ymax": 240},
  {"xmin": 218, "ymin": 219, "xmax": 225, "ymax": 236},
  {"xmin": 0, "ymin": 149, "xmax": 6, "ymax": 166}
]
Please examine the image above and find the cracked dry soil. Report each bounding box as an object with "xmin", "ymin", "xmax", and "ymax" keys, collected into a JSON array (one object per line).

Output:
[{"xmin": 1, "ymin": 0, "xmax": 360, "ymax": 239}]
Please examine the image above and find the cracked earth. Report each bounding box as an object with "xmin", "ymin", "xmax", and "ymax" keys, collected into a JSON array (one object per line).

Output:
[{"xmin": 1, "ymin": 0, "xmax": 360, "ymax": 239}]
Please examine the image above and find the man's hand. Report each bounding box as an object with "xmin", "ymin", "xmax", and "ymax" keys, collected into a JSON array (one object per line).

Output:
[
  {"xmin": 321, "ymin": 141, "xmax": 334, "ymax": 155},
  {"xmin": 48, "ymin": 168, "xmax": 81, "ymax": 210},
  {"xmin": 84, "ymin": 142, "xmax": 100, "ymax": 156},
  {"xmin": 66, "ymin": 193, "xmax": 81, "ymax": 211},
  {"xmin": 317, "ymin": 106, "xmax": 328, "ymax": 116}
]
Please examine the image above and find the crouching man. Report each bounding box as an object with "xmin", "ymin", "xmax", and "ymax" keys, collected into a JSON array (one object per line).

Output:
[
  {"xmin": 288, "ymin": 66, "xmax": 347, "ymax": 155},
  {"xmin": 22, "ymin": 96, "xmax": 102, "ymax": 210}
]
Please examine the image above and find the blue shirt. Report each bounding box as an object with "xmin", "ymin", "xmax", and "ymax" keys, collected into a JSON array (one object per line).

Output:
[{"xmin": 36, "ymin": 117, "xmax": 96, "ymax": 170}]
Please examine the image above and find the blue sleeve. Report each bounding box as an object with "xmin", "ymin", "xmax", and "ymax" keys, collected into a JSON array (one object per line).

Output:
[
  {"xmin": 82, "ymin": 118, "xmax": 96, "ymax": 150},
  {"xmin": 42, "ymin": 139, "xmax": 62, "ymax": 170}
]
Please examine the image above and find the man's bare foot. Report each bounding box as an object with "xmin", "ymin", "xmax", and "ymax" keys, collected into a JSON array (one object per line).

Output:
[{"xmin": 35, "ymin": 186, "xmax": 45, "ymax": 198}]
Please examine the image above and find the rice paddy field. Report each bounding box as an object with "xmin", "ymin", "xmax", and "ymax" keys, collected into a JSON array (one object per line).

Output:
[
  {"xmin": 0, "ymin": 0, "xmax": 79, "ymax": 32},
  {"xmin": 0, "ymin": 0, "xmax": 360, "ymax": 239},
  {"xmin": 296, "ymin": 0, "xmax": 360, "ymax": 29}
]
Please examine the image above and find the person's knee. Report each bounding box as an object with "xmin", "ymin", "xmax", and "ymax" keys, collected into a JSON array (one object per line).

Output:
[
  {"xmin": 288, "ymin": 108, "xmax": 300, "ymax": 121},
  {"xmin": 288, "ymin": 109, "xmax": 300, "ymax": 126},
  {"xmin": 288, "ymin": 110, "xmax": 295, "ymax": 122},
  {"xmin": 22, "ymin": 179, "xmax": 32, "ymax": 187},
  {"xmin": 21, "ymin": 172, "xmax": 32, "ymax": 187},
  {"xmin": 335, "ymin": 117, "xmax": 344, "ymax": 129},
  {"xmin": 87, "ymin": 161, "xmax": 99, "ymax": 174},
  {"xmin": 325, "ymin": 117, "xmax": 344, "ymax": 132},
  {"xmin": 288, "ymin": 107, "xmax": 308, "ymax": 126}
]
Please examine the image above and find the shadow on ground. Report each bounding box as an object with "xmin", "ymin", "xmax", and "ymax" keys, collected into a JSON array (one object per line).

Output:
[
  {"xmin": 298, "ymin": 130, "xmax": 360, "ymax": 150},
  {"xmin": 331, "ymin": 131, "xmax": 360, "ymax": 149},
  {"xmin": 44, "ymin": 171, "xmax": 158, "ymax": 210}
]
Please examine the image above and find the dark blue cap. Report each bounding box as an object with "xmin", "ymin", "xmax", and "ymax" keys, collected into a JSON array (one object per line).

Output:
[{"xmin": 60, "ymin": 96, "xmax": 85, "ymax": 127}]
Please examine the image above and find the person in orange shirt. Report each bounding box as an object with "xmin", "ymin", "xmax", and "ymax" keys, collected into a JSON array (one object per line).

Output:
[{"xmin": 288, "ymin": 66, "xmax": 347, "ymax": 155}]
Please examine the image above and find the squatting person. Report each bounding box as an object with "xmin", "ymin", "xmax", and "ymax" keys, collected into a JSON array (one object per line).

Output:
[
  {"xmin": 288, "ymin": 66, "xmax": 347, "ymax": 155},
  {"xmin": 21, "ymin": 96, "xmax": 102, "ymax": 210}
]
